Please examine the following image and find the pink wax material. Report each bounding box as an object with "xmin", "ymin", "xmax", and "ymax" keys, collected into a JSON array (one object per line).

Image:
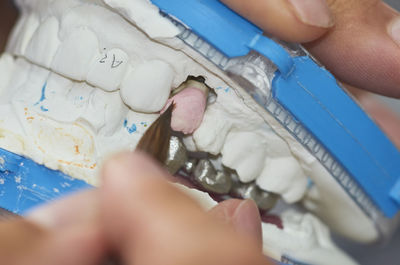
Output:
[{"xmin": 162, "ymin": 87, "xmax": 207, "ymax": 134}]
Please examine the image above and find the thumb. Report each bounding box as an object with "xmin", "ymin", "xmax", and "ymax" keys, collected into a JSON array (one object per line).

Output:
[
  {"xmin": 221, "ymin": 0, "xmax": 334, "ymax": 43},
  {"xmin": 100, "ymin": 152, "xmax": 268, "ymax": 265},
  {"xmin": 208, "ymin": 199, "xmax": 263, "ymax": 248},
  {"xmin": 305, "ymin": 0, "xmax": 400, "ymax": 97}
]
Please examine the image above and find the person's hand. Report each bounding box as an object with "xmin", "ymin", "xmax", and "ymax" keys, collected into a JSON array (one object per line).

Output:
[
  {"xmin": 0, "ymin": 152, "xmax": 267, "ymax": 265},
  {"xmin": 222, "ymin": 0, "xmax": 400, "ymax": 147}
]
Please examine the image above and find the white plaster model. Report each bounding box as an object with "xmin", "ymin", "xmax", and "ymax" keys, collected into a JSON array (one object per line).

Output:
[{"xmin": 0, "ymin": 0, "xmax": 384, "ymax": 263}]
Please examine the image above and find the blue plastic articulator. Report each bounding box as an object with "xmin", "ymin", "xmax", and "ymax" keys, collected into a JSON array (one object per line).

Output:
[{"xmin": 0, "ymin": 148, "xmax": 91, "ymax": 215}]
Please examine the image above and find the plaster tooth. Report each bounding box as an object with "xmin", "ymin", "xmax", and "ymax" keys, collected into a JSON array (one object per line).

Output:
[
  {"xmin": 40, "ymin": 72, "xmax": 127, "ymax": 136},
  {"xmin": 87, "ymin": 48, "xmax": 129, "ymax": 92},
  {"xmin": 8, "ymin": 59, "xmax": 50, "ymax": 107},
  {"xmin": 182, "ymin": 135, "xmax": 198, "ymax": 152},
  {"xmin": 25, "ymin": 16, "xmax": 61, "ymax": 68},
  {"xmin": 51, "ymin": 28, "xmax": 99, "ymax": 81},
  {"xmin": 14, "ymin": 0, "xmax": 37, "ymax": 11},
  {"xmin": 221, "ymin": 131, "xmax": 266, "ymax": 183},
  {"xmin": 256, "ymin": 156, "xmax": 308, "ymax": 204},
  {"xmin": 6, "ymin": 13, "xmax": 40, "ymax": 56},
  {"xmin": 120, "ymin": 60, "xmax": 174, "ymax": 113},
  {"xmin": 42, "ymin": 73, "xmax": 91, "ymax": 123},
  {"xmin": 101, "ymin": 91, "xmax": 129, "ymax": 136},
  {"xmin": 3, "ymin": 59, "xmax": 44, "ymax": 107},
  {"xmin": 77, "ymin": 87, "xmax": 116, "ymax": 133},
  {"xmin": 5, "ymin": 14, "xmax": 26, "ymax": 54},
  {"xmin": 0, "ymin": 54, "xmax": 16, "ymax": 99},
  {"xmin": 193, "ymin": 106, "xmax": 232, "ymax": 155}
]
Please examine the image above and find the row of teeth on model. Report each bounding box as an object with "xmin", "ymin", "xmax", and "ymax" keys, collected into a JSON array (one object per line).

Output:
[
  {"xmin": 7, "ymin": 10, "xmax": 309, "ymax": 210},
  {"xmin": 136, "ymin": 76, "xmax": 304, "ymax": 215},
  {"xmin": 165, "ymin": 134, "xmax": 279, "ymax": 213},
  {"xmin": 7, "ymin": 10, "xmax": 198, "ymax": 114}
]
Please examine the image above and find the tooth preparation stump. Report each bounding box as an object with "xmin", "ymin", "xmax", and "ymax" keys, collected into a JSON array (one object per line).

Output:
[{"xmin": 162, "ymin": 80, "xmax": 208, "ymax": 134}]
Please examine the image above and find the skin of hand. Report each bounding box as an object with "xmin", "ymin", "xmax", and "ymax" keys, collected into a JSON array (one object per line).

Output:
[
  {"xmin": 0, "ymin": 0, "xmax": 399, "ymax": 264},
  {"xmin": 0, "ymin": 152, "xmax": 267, "ymax": 265}
]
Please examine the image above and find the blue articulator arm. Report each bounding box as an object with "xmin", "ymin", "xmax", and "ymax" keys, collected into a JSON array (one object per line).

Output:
[
  {"xmin": 0, "ymin": 148, "xmax": 92, "ymax": 215},
  {"xmin": 272, "ymin": 56, "xmax": 400, "ymax": 218}
]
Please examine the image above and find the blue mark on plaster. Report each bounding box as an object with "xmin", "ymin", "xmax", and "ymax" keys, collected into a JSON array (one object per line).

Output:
[
  {"xmin": 307, "ymin": 178, "xmax": 314, "ymax": 189},
  {"xmin": 40, "ymin": 106, "xmax": 48, "ymax": 112},
  {"xmin": 34, "ymin": 82, "xmax": 49, "ymax": 112},
  {"xmin": 124, "ymin": 120, "xmax": 137, "ymax": 134},
  {"xmin": 140, "ymin": 122, "xmax": 148, "ymax": 127},
  {"xmin": 74, "ymin": 96, "xmax": 84, "ymax": 102},
  {"xmin": 215, "ymin": 86, "xmax": 231, "ymax": 93},
  {"xmin": 34, "ymin": 82, "xmax": 47, "ymax": 106}
]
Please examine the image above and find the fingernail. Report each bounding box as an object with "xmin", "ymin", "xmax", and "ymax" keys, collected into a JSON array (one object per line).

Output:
[
  {"xmin": 288, "ymin": 0, "xmax": 334, "ymax": 28},
  {"xmin": 389, "ymin": 17, "xmax": 400, "ymax": 46},
  {"xmin": 208, "ymin": 199, "xmax": 244, "ymax": 224},
  {"xmin": 232, "ymin": 200, "xmax": 263, "ymax": 246}
]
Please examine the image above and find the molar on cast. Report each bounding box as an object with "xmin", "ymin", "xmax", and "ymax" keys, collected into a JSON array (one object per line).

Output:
[
  {"xmin": 161, "ymin": 79, "xmax": 209, "ymax": 134},
  {"xmin": 120, "ymin": 60, "xmax": 174, "ymax": 113},
  {"xmin": 231, "ymin": 181, "xmax": 279, "ymax": 212},
  {"xmin": 51, "ymin": 28, "xmax": 99, "ymax": 81},
  {"xmin": 0, "ymin": 54, "xmax": 16, "ymax": 100},
  {"xmin": 25, "ymin": 16, "xmax": 61, "ymax": 69},
  {"xmin": 165, "ymin": 136, "xmax": 188, "ymax": 175},
  {"xmin": 257, "ymin": 156, "xmax": 308, "ymax": 204},
  {"xmin": 221, "ymin": 131, "xmax": 266, "ymax": 183},
  {"xmin": 193, "ymin": 106, "xmax": 233, "ymax": 155},
  {"xmin": 193, "ymin": 159, "xmax": 232, "ymax": 195},
  {"xmin": 6, "ymin": 13, "xmax": 40, "ymax": 56}
]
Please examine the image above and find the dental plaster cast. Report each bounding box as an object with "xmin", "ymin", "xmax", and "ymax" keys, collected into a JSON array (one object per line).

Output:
[{"xmin": 0, "ymin": 0, "xmax": 379, "ymax": 263}]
